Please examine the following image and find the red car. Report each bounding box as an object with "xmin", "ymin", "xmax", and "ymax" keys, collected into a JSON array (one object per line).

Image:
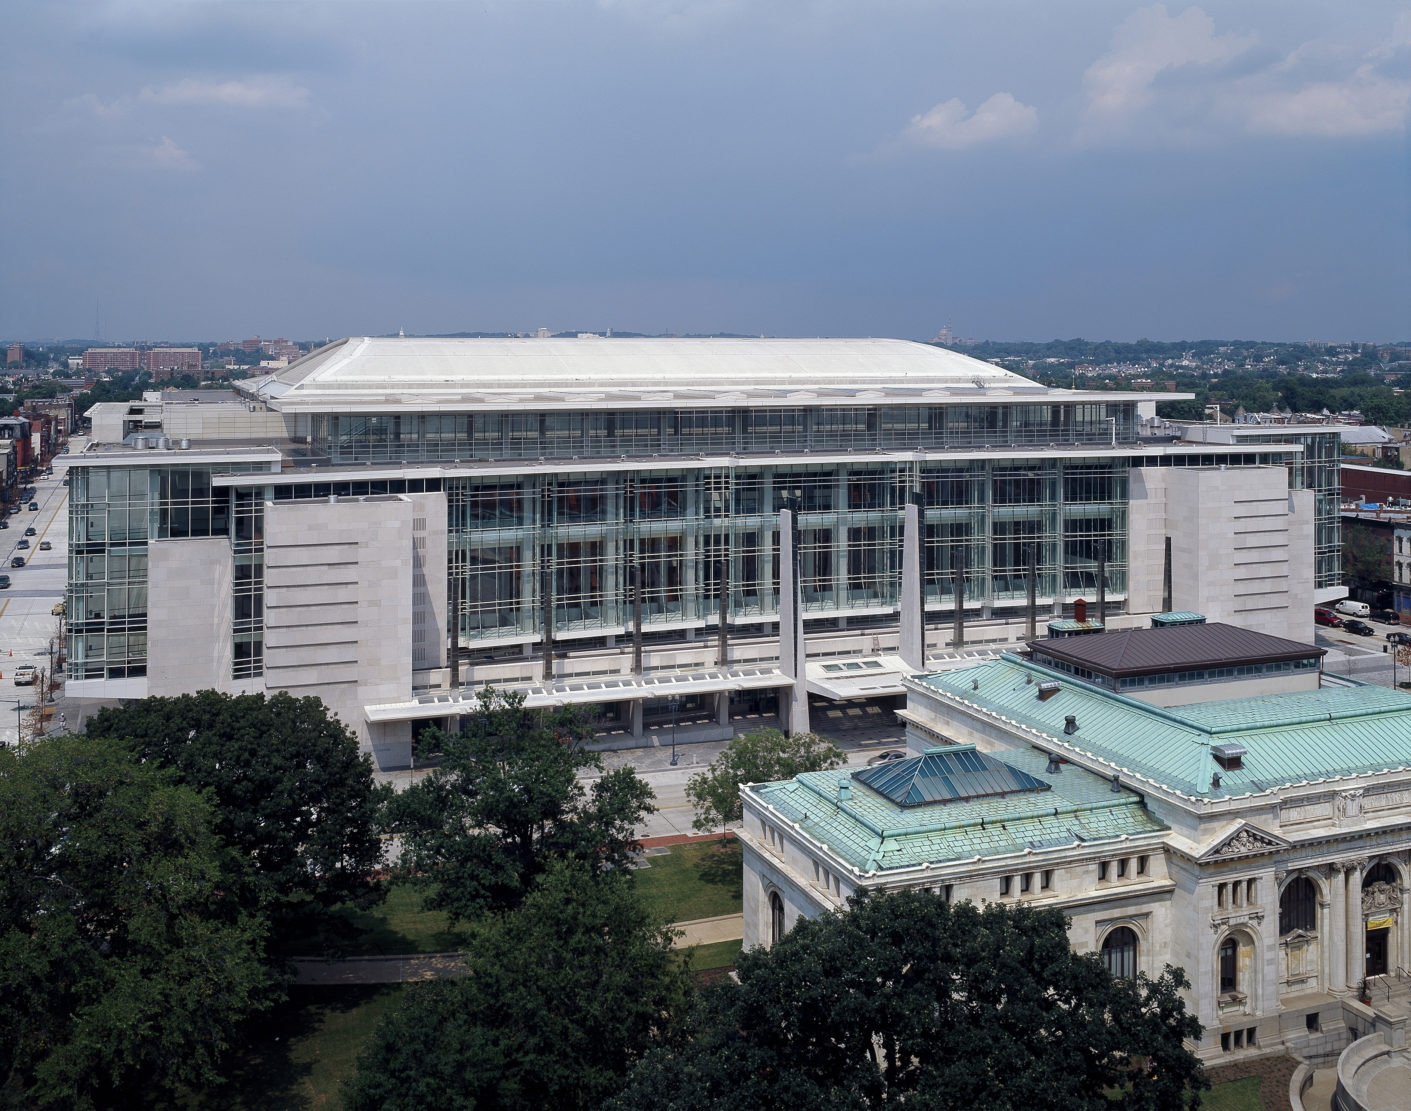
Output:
[{"xmin": 1314, "ymin": 608, "xmax": 1342, "ymax": 628}]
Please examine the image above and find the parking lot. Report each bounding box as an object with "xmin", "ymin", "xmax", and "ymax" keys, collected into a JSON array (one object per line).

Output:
[{"xmin": 0, "ymin": 441, "xmax": 79, "ymax": 745}]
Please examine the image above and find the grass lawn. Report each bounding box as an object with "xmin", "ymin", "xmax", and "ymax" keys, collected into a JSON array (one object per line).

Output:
[
  {"xmin": 679, "ymin": 938, "xmax": 742, "ymax": 972},
  {"xmin": 192, "ymin": 985, "xmax": 405, "ymax": 1110},
  {"xmin": 635, "ymin": 840, "xmax": 743, "ymax": 923},
  {"xmin": 1199, "ymin": 1075, "xmax": 1263, "ymax": 1111},
  {"xmin": 280, "ymin": 884, "xmax": 472, "ymax": 958}
]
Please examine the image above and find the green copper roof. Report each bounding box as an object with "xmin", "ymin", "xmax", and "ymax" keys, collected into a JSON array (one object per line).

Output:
[
  {"xmin": 852, "ymin": 744, "xmax": 1050, "ymax": 807},
  {"xmin": 745, "ymin": 746, "xmax": 1165, "ymax": 874},
  {"xmin": 915, "ymin": 656, "xmax": 1411, "ymax": 799}
]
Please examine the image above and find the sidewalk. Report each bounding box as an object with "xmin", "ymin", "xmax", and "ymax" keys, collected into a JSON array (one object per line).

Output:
[{"xmin": 289, "ymin": 908, "xmax": 745, "ymax": 985}]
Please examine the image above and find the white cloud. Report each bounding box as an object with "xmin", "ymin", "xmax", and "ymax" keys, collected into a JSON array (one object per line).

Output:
[
  {"xmin": 64, "ymin": 75, "xmax": 311, "ymax": 121},
  {"xmin": 901, "ymin": 92, "xmax": 1038, "ymax": 150},
  {"xmin": 1078, "ymin": 4, "xmax": 1409, "ymax": 144},
  {"xmin": 139, "ymin": 76, "xmax": 311, "ymax": 110},
  {"xmin": 1243, "ymin": 63, "xmax": 1409, "ymax": 137},
  {"xmin": 1080, "ymin": 5, "xmax": 1255, "ymax": 130},
  {"xmin": 143, "ymin": 135, "xmax": 199, "ymax": 171}
]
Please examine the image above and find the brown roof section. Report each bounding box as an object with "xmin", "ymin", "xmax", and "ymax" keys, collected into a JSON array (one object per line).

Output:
[{"xmin": 1027, "ymin": 622, "xmax": 1323, "ymax": 679}]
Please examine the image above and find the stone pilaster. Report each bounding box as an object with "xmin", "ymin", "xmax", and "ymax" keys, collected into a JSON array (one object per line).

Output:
[{"xmin": 1329, "ymin": 862, "xmax": 1347, "ymax": 993}]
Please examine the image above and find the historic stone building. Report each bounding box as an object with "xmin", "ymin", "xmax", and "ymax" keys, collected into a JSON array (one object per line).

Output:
[{"xmin": 742, "ymin": 619, "xmax": 1411, "ymax": 1068}]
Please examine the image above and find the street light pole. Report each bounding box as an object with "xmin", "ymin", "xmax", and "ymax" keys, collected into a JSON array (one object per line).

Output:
[{"xmin": 669, "ymin": 695, "xmax": 680, "ymax": 767}]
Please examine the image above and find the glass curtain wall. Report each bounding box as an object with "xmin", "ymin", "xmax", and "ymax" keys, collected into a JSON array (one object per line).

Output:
[
  {"xmin": 67, "ymin": 462, "xmax": 264, "ymax": 681},
  {"xmin": 446, "ymin": 457, "xmax": 1129, "ymax": 645},
  {"xmin": 310, "ymin": 402, "xmax": 1139, "ymax": 463}
]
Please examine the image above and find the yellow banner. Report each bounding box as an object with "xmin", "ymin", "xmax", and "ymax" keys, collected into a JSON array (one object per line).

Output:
[{"xmin": 1368, "ymin": 917, "xmax": 1395, "ymax": 931}]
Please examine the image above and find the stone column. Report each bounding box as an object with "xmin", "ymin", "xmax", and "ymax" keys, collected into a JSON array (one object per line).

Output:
[
  {"xmin": 778, "ymin": 507, "xmax": 809, "ymax": 735},
  {"xmin": 1330, "ymin": 862, "xmax": 1347, "ymax": 993},
  {"xmin": 898, "ymin": 499, "xmax": 924, "ymax": 672},
  {"xmin": 1348, "ymin": 859, "xmax": 1367, "ymax": 988}
]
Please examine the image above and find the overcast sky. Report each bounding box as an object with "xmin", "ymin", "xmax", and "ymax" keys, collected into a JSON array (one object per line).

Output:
[{"xmin": 2, "ymin": 1, "xmax": 1407, "ymax": 344}]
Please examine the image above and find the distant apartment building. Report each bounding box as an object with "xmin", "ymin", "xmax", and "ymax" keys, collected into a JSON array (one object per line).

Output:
[
  {"xmin": 0, "ymin": 417, "xmax": 33, "ymax": 471},
  {"xmin": 6, "ymin": 343, "xmax": 23, "ymax": 365},
  {"xmin": 81, "ymin": 347, "xmax": 202, "ymax": 377},
  {"xmin": 82, "ymin": 347, "xmax": 143, "ymax": 372},
  {"xmin": 144, "ymin": 348, "xmax": 202, "ymax": 380}
]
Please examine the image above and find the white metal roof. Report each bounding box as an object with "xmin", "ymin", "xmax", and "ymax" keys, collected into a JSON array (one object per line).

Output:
[{"xmin": 240, "ymin": 336, "xmax": 1151, "ymax": 413}]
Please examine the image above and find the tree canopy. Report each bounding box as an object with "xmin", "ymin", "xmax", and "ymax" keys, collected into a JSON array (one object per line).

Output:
[
  {"xmin": 387, "ymin": 686, "xmax": 655, "ymax": 920},
  {"xmin": 0, "ymin": 734, "xmax": 273, "ymax": 1109},
  {"xmin": 345, "ymin": 861, "xmax": 690, "ymax": 1111},
  {"xmin": 613, "ymin": 889, "xmax": 1205, "ymax": 1111},
  {"xmin": 685, "ymin": 727, "xmax": 844, "ymax": 836},
  {"xmin": 86, "ymin": 690, "xmax": 388, "ymax": 924}
]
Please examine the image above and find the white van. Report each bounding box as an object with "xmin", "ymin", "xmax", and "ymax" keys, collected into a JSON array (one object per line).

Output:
[{"xmin": 1335, "ymin": 599, "xmax": 1370, "ymax": 617}]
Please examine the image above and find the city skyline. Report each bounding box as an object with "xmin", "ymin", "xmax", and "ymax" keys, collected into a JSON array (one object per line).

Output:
[{"xmin": 2, "ymin": 1, "xmax": 1407, "ymax": 344}]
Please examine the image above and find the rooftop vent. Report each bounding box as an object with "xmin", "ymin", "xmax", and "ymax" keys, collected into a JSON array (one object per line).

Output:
[
  {"xmin": 1063, "ymin": 714, "xmax": 1078, "ymax": 735},
  {"xmin": 1212, "ymin": 743, "xmax": 1246, "ymax": 771},
  {"xmin": 836, "ymin": 776, "xmax": 851, "ymax": 803},
  {"xmin": 1037, "ymin": 680, "xmax": 1061, "ymax": 702}
]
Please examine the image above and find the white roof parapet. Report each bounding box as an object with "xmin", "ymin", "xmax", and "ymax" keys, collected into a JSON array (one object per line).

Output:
[{"xmin": 240, "ymin": 336, "xmax": 1187, "ymax": 413}]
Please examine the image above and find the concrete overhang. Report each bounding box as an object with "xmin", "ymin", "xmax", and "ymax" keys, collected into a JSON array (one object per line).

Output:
[{"xmin": 364, "ymin": 664, "xmax": 790, "ymax": 723}]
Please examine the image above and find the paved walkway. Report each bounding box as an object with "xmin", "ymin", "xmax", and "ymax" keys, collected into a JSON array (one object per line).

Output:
[
  {"xmin": 290, "ymin": 910, "xmax": 745, "ymax": 984},
  {"xmin": 672, "ymin": 913, "xmax": 744, "ymax": 948},
  {"xmin": 291, "ymin": 952, "xmax": 468, "ymax": 986}
]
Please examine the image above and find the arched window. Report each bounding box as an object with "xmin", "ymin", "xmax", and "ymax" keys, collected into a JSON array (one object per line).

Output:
[
  {"xmin": 1366, "ymin": 862, "xmax": 1397, "ymax": 889},
  {"xmin": 1101, "ymin": 926, "xmax": 1138, "ymax": 980},
  {"xmin": 769, "ymin": 891, "xmax": 785, "ymax": 945},
  {"xmin": 1279, "ymin": 876, "xmax": 1317, "ymax": 935},
  {"xmin": 1219, "ymin": 937, "xmax": 1239, "ymax": 994}
]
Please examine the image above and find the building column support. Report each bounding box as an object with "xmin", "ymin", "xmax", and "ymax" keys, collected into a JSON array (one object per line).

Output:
[
  {"xmin": 1330, "ymin": 862, "xmax": 1348, "ymax": 994},
  {"xmin": 1348, "ymin": 858, "xmax": 1367, "ymax": 990},
  {"xmin": 630, "ymin": 698, "xmax": 643, "ymax": 738},
  {"xmin": 778, "ymin": 506, "xmax": 809, "ymax": 736},
  {"xmin": 899, "ymin": 498, "xmax": 924, "ymax": 672}
]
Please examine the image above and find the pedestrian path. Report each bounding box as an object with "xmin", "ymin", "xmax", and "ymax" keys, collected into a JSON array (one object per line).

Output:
[
  {"xmin": 291, "ymin": 952, "xmax": 468, "ymax": 986},
  {"xmin": 672, "ymin": 913, "xmax": 743, "ymax": 948},
  {"xmin": 290, "ymin": 910, "xmax": 745, "ymax": 984}
]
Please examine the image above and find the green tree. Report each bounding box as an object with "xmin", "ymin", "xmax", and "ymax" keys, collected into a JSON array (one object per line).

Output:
[
  {"xmin": 686, "ymin": 727, "xmax": 844, "ymax": 837},
  {"xmin": 387, "ymin": 686, "xmax": 655, "ymax": 920},
  {"xmin": 614, "ymin": 890, "xmax": 1205, "ymax": 1111},
  {"xmin": 1343, "ymin": 522, "xmax": 1392, "ymax": 589},
  {"xmin": 86, "ymin": 690, "xmax": 388, "ymax": 928},
  {"xmin": 0, "ymin": 734, "xmax": 272, "ymax": 1109},
  {"xmin": 345, "ymin": 860, "xmax": 690, "ymax": 1111}
]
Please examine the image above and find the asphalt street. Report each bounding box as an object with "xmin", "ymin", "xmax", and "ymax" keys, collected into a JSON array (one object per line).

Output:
[{"xmin": 0, "ymin": 441, "xmax": 78, "ymax": 745}]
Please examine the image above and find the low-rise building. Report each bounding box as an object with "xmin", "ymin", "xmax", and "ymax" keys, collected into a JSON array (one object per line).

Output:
[{"xmin": 743, "ymin": 618, "xmax": 1411, "ymax": 1063}]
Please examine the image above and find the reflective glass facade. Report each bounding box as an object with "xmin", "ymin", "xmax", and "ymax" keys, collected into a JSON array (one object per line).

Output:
[{"xmin": 448, "ymin": 457, "xmax": 1129, "ymax": 643}]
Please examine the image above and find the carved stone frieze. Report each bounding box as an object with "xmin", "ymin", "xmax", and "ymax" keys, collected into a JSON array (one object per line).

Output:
[
  {"xmin": 1335, "ymin": 790, "xmax": 1366, "ymax": 825},
  {"xmin": 1362, "ymin": 882, "xmax": 1402, "ymax": 916},
  {"xmin": 1210, "ymin": 909, "xmax": 1265, "ymax": 933},
  {"xmin": 1215, "ymin": 828, "xmax": 1280, "ymax": 858}
]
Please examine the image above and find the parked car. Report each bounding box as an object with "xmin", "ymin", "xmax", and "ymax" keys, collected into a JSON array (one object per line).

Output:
[
  {"xmin": 24, "ymin": 527, "xmax": 35, "ymax": 536},
  {"xmin": 10, "ymin": 557, "xmax": 22, "ymax": 568},
  {"xmin": 1335, "ymin": 599, "xmax": 1371, "ymax": 618},
  {"xmin": 1315, "ymin": 608, "xmax": 1343, "ymax": 627},
  {"xmin": 1344, "ymin": 619, "xmax": 1374, "ymax": 636},
  {"xmin": 28, "ymin": 502, "xmax": 38, "ymax": 511},
  {"xmin": 38, "ymin": 540, "xmax": 50, "ymax": 551},
  {"xmin": 1389, "ymin": 631, "xmax": 1411, "ymax": 646},
  {"xmin": 17, "ymin": 539, "xmax": 30, "ymax": 550},
  {"xmin": 1373, "ymin": 609, "xmax": 1401, "ymax": 624},
  {"xmin": 61, "ymin": 478, "xmax": 69, "ymax": 486},
  {"xmin": 0, "ymin": 575, "xmax": 11, "ymax": 589},
  {"xmin": 13, "ymin": 665, "xmax": 36, "ymax": 685},
  {"xmin": 867, "ymin": 750, "xmax": 907, "ymax": 765},
  {"xmin": 0, "ymin": 520, "xmax": 10, "ymax": 530}
]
